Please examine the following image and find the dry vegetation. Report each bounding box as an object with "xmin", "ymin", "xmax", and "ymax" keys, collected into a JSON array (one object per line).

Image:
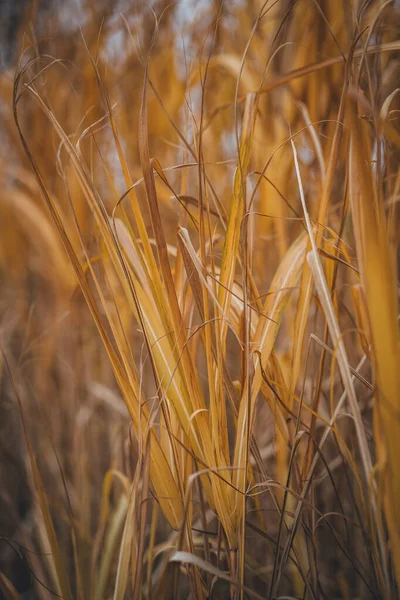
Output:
[{"xmin": 1, "ymin": 0, "xmax": 400, "ymax": 598}]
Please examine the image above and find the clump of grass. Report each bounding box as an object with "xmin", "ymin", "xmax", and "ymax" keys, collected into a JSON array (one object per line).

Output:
[{"xmin": 1, "ymin": 1, "xmax": 400, "ymax": 598}]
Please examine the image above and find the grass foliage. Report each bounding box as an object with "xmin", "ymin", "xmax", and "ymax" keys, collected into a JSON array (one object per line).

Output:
[{"xmin": 1, "ymin": 0, "xmax": 400, "ymax": 598}]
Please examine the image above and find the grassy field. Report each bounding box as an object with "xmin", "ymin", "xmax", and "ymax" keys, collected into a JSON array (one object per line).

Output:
[{"xmin": 1, "ymin": 0, "xmax": 400, "ymax": 598}]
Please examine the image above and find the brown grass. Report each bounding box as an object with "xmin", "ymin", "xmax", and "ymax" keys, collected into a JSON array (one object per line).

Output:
[{"xmin": 1, "ymin": 1, "xmax": 400, "ymax": 598}]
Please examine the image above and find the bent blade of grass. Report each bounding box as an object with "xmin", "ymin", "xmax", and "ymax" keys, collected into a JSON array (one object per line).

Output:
[
  {"xmin": 140, "ymin": 53, "xmax": 249, "ymax": 552},
  {"xmin": 232, "ymin": 232, "xmax": 307, "ymax": 521},
  {"xmin": 292, "ymin": 135, "xmax": 389, "ymax": 593},
  {"xmin": 14, "ymin": 82, "xmax": 184, "ymax": 532},
  {"xmin": 201, "ymin": 93, "xmax": 259, "ymax": 551},
  {"xmin": 116, "ymin": 225, "xmax": 209, "ymax": 472},
  {"xmin": 178, "ymin": 225, "xmax": 269, "ymax": 549},
  {"xmin": 289, "ymin": 46, "xmax": 351, "ymax": 418},
  {"xmin": 177, "ymin": 226, "xmax": 242, "ymax": 523},
  {"xmin": 292, "ymin": 133, "xmax": 372, "ymax": 474},
  {"xmin": 139, "ymin": 62, "xmax": 205, "ymax": 414},
  {"xmin": 23, "ymin": 70, "xmax": 230, "ymax": 543},
  {"xmin": 178, "ymin": 226, "xmax": 244, "ymax": 348},
  {"xmin": 138, "ymin": 66, "xmax": 236, "ymax": 531}
]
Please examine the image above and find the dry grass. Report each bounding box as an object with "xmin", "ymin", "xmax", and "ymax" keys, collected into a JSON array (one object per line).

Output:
[{"xmin": 1, "ymin": 0, "xmax": 400, "ymax": 598}]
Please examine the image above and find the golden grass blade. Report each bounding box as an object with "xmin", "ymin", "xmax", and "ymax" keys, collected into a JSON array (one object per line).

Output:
[
  {"xmin": 292, "ymin": 134, "xmax": 390, "ymax": 594},
  {"xmin": 233, "ymin": 232, "xmax": 307, "ymax": 520},
  {"xmin": 23, "ymin": 86, "xmax": 186, "ymax": 531},
  {"xmin": 348, "ymin": 100, "xmax": 400, "ymax": 591},
  {"xmin": 112, "ymin": 487, "xmax": 137, "ymax": 600},
  {"xmin": 217, "ymin": 93, "xmax": 256, "ymax": 332},
  {"xmin": 13, "ymin": 74, "xmax": 184, "ymax": 532},
  {"xmin": 113, "ymin": 449, "xmax": 150, "ymax": 600},
  {"xmin": 139, "ymin": 61, "xmax": 204, "ymax": 403},
  {"xmin": 292, "ymin": 138, "xmax": 373, "ymax": 482},
  {"xmin": 177, "ymin": 226, "xmax": 242, "ymax": 347},
  {"xmin": 289, "ymin": 61, "xmax": 350, "ymax": 399},
  {"xmin": 96, "ymin": 495, "xmax": 128, "ymax": 600}
]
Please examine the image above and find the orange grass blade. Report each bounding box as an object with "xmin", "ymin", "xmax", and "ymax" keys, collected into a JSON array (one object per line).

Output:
[
  {"xmin": 233, "ymin": 232, "xmax": 307, "ymax": 522},
  {"xmin": 349, "ymin": 101, "xmax": 400, "ymax": 591}
]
